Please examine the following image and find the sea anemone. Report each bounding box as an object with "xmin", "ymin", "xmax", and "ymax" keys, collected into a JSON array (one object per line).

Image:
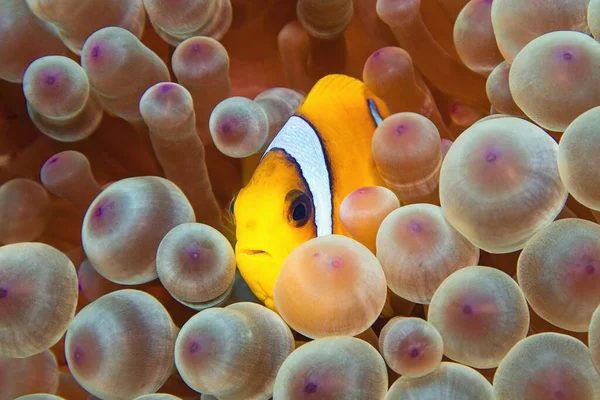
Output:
[{"xmin": 2, "ymin": 1, "xmax": 600, "ymax": 397}]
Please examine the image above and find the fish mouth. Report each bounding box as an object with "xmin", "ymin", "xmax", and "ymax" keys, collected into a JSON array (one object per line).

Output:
[
  {"xmin": 238, "ymin": 248, "xmax": 272, "ymax": 258},
  {"xmin": 235, "ymin": 247, "xmax": 275, "ymax": 305}
]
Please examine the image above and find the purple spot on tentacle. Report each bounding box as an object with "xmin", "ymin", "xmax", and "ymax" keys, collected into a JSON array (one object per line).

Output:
[
  {"xmin": 585, "ymin": 263, "xmax": 597, "ymax": 275},
  {"xmin": 189, "ymin": 341, "xmax": 201, "ymax": 353},
  {"xmin": 553, "ymin": 390, "xmax": 566, "ymax": 400},
  {"xmin": 44, "ymin": 156, "xmax": 60, "ymax": 169},
  {"xmin": 304, "ymin": 381, "xmax": 318, "ymax": 394},
  {"xmin": 218, "ymin": 114, "xmax": 245, "ymax": 139},
  {"xmin": 462, "ymin": 304, "xmax": 473, "ymax": 315},
  {"xmin": 329, "ymin": 257, "xmax": 342, "ymax": 269},
  {"xmin": 89, "ymin": 43, "xmax": 104, "ymax": 61},
  {"xmin": 450, "ymin": 104, "xmax": 459, "ymax": 114},
  {"xmin": 562, "ymin": 51, "xmax": 573, "ymax": 61},
  {"xmin": 90, "ymin": 200, "xmax": 116, "ymax": 225},
  {"xmin": 485, "ymin": 150, "xmax": 498, "ymax": 163},
  {"xmin": 220, "ymin": 120, "xmax": 234, "ymax": 136},
  {"xmin": 185, "ymin": 243, "xmax": 206, "ymax": 263},
  {"xmin": 78, "ymin": 282, "xmax": 83, "ymax": 292},
  {"xmin": 0, "ymin": 287, "xmax": 8, "ymax": 299},
  {"xmin": 408, "ymin": 220, "xmax": 422, "ymax": 233},
  {"xmin": 45, "ymin": 75, "xmax": 57, "ymax": 86},
  {"xmin": 371, "ymin": 49, "xmax": 383, "ymax": 59},
  {"xmin": 190, "ymin": 43, "xmax": 203, "ymax": 54},
  {"xmin": 159, "ymin": 83, "xmax": 176, "ymax": 94},
  {"xmin": 188, "ymin": 248, "xmax": 204, "ymax": 262},
  {"xmin": 73, "ymin": 347, "xmax": 85, "ymax": 364},
  {"xmin": 396, "ymin": 124, "xmax": 406, "ymax": 134},
  {"xmin": 408, "ymin": 345, "xmax": 422, "ymax": 358}
]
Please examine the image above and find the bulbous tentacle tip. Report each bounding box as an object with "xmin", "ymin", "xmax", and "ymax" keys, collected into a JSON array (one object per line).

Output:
[{"xmin": 375, "ymin": 0, "xmax": 422, "ymax": 27}]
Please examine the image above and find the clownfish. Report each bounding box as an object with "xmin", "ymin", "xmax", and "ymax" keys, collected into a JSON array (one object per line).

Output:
[{"xmin": 231, "ymin": 74, "xmax": 390, "ymax": 311}]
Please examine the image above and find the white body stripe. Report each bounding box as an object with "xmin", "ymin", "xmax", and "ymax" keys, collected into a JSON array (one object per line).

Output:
[
  {"xmin": 263, "ymin": 115, "xmax": 333, "ymax": 236},
  {"xmin": 368, "ymin": 98, "xmax": 383, "ymax": 126}
]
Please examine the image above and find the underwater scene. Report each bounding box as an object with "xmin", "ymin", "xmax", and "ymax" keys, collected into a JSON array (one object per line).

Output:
[{"xmin": 1, "ymin": 0, "xmax": 600, "ymax": 399}]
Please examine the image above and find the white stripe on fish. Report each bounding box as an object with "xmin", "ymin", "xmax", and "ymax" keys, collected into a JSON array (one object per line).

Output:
[{"xmin": 263, "ymin": 115, "xmax": 333, "ymax": 237}]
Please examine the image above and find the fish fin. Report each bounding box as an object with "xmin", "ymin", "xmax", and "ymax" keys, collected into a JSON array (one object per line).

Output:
[
  {"xmin": 305, "ymin": 74, "xmax": 370, "ymax": 102},
  {"xmin": 221, "ymin": 205, "xmax": 237, "ymax": 246},
  {"xmin": 299, "ymin": 74, "xmax": 389, "ymax": 131}
]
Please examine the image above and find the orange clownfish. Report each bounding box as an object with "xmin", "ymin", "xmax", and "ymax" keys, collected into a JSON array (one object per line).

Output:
[{"xmin": 231, "ymin": 74, "xmax": 390, "ymax": 311}]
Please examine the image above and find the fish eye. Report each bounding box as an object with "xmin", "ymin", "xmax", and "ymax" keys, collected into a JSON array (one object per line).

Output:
[
  {"xmin": 293, "ymin": 202, "xmax": 307, "ymax": 221},
  {"xmin": 286, "ymin": 190, "xmax": 313, "ymax": 228}
]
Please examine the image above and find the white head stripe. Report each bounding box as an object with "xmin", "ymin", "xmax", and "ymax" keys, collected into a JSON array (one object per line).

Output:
[{"xmin": 263, "ymin": 115, "xmax": 333, "ymax": 236}]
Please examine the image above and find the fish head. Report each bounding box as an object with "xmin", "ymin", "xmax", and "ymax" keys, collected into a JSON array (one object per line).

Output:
[{"xmin": 232, "ymin": 149, "xmax": 317, "ymax": 311}]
